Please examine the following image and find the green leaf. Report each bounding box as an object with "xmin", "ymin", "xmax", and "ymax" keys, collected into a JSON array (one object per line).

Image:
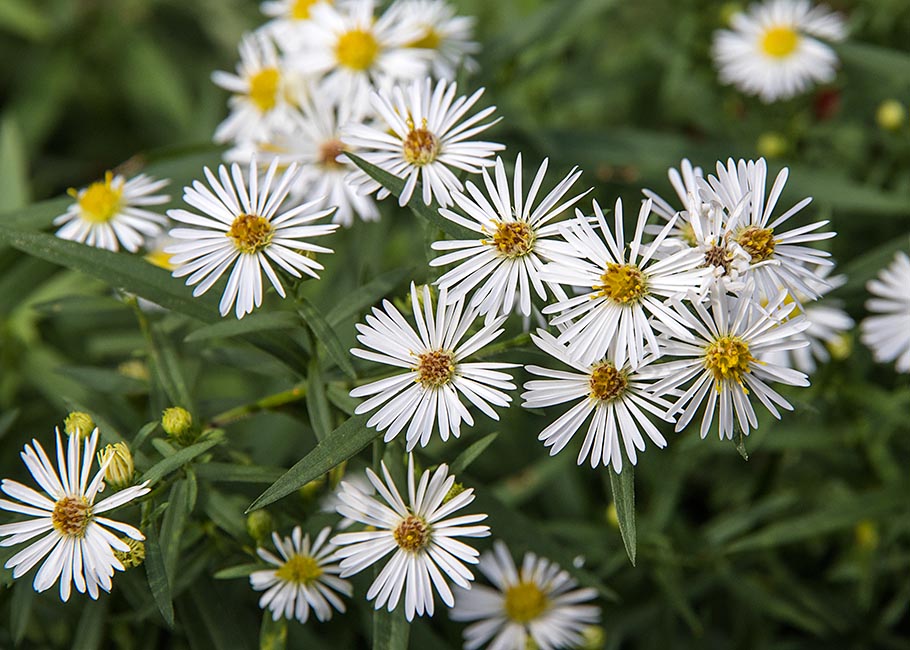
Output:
[
  {"xmin": 184, "ymin": 311, "xmax": 302, "ymax": 342},
  {"xmin": 160, "ymin": 480, "xmax": 192, "ymax": 584},
  {"xmin": 247, "ymin": 414, "xmax": 377, "ymax": 512},
  {"xmin": 203, "ymin": 490, "xmax": 249, "ymax": 540},
  {"xmin": 449, "ymin": 432, "xmax": 499, "ymax": 475},
  {"xmin": 839, "ymin": 42, "xmax": 910, "ymax": 83},
  {"xmin": 213, "ymin": 563, "xmax": 264, "ymax": 580},
  {"xmin": 372, "ymin": 594, "xmax": 410, "ymax": 650},
  {"xmin": 307, "ymin": 360, "xmax": 333, "ymax": 442},
  {"xmin": 0, "ymin": 115, "xmax": 29, "ymax": 211},
  {"xmin": 346, "ymin": 153, "xmax": 474, "ymax": 240},
  {"xmin": 194, "ymin": 463, "xmax": 285, "ymax": 484},
  {"xmin": 144, "ymin": 523, "xmax": 175, "ymax": 628},
  {"xmin": 56, "ymin": 366, "xmax": 147, "ymax": 395},
  {"xmin": 149, "ymin": 323, "xmax": 193, "ymax": 409},
  {"xmin": 297, "ymin": 297, "xmax": 356, "ymax": 379},
  {"xmin": 10, "ymin": 579, "xmax": 35, "ymax": 645},
  {"xmin": 0, "ymin": 407, "xmax": 20, "ymax": 440},
  {"xmin": 71, "ymin": 599, "xmax": 107, "ymax": 650},
  {"xmin": 326, "ymin": 266, "xmax": 413, "ymax": 327},
  {"xmin": 140, "ymin": 436, "xmax": 222, "ymax": 484},
  {"xmin": 132, "ymin": 421, "xmax": 160, "ymax": 450},
  {"xmin": 188, "ymin": 580, "xmax": 257, "ymax": 650},
  {"xmin": 609, "ymin": 467, "xmax": 636, "ymax": 566},
  {"xmin": 0, "ymin": 0, "xmax": 50, "ymax": 40},
  {"xmin": 260, "ymin": 613, "xmax": 288, "ymax": 650}
]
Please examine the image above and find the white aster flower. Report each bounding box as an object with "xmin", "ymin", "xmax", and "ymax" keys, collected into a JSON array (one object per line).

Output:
[
  {"xmin": 688, "ymin": 192, "xmax": 754, "ymax": 292},
  {"xmin": 291, "ymin": 0, "xmax": 431, "ymax": 106},
  {"xmin": 431, "ymin": 155, "xmax": 588, "ymax": 320},
  {"xmin": 387, "ymin": 0, "xmax": 480, "ymax": 79},
  {"xmin": 542, "ymin": 198, "xmax": 710, "ymax": 369},
  {"xmin": 0, "ymin": 429, "xmax": 150, "ymax": 601},
  {"xmin": 53, "ymin": 171, "xmax": 169, "ymax": 253},
  {"xmin": 650, "ymin": 283, "xmax": 811, "ymax": 439},
  {"xmin": 344, "ymin": 77, "xmax": 503, "ymax": 207},
  {"xmin": 331, "ymin": 454, "xmax": 490, "ymax": 621},
  {"xmin": 699, "ymin": 157, "xmax": 835, "ymax": 302},
  {"xmin": 522, "ymin": 330, "xmax": 673, "ymax": 473},
  {"xmin": 350, "ymin": 283, "xmax": 516, "ymax": 450},
  {"xmin": 861, "ymin": 251, "xmax": 910, "ymax": 373},
  {"xmin": 212, "ymin": 31, "xmax": 305, "ymax": 145},
  {"xmin": 167, "ymin": 158, "xmax": 339, "ymax": 319},
  {"xmin": 642, "ymin": 158, "xmax": 706, "ymax": 247},
  {"xmin": 450, "ymin": 540, "xmax": 600, "ymax": 650},
  {"xmin": 712, "ymin": 0, "xmax": 847, "ymax": 103},
  {"xmin": 250, "ymin": 525, "xmax": 352, "ymax": 623}
]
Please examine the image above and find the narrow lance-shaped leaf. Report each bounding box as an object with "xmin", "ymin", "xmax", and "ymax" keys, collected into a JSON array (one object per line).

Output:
[
  {"xmin": 298, "ymin": 296, "xmax": 356, "ymax": 379},
  {"xmin": 609, "ymin": 467, "xmax": 637, "ymax": 566},
  {"xmin": 144, "ymin": 522, "xmax": 175, "ymax": 628},
  {"xmin": 140, "ymin": 436, "xmax": 222, "ymax": 484}
]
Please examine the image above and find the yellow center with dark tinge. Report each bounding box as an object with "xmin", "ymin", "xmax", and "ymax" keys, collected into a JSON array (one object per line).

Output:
[
  {"xmin": 760, "ymin": 26, "xmax": 799, "ymax": 58},
  {"xmin": 704, "ymin": 335, "xmax": 755, "ymax": 387},
  {"xmin": 228, "ymin": 214, "xmax": 274, "ymax": 254},
  {"xmin": 52, "ymin": 496, "xmax": 92, "ymax": 537},
  {"xmin": 336, "ymin": 29, "xmax": 379, "ymax": 71},
  {"xmin": 737, "ymin": 226, "xmax": 776, "ymax": 263},
  {"xmin": 704, "ymin": 244, "xmax": 732, "ymax": 273},
  {"xmin": 275, "ymin": 554, "xmax": 324, "ymax": 584},
  {"xmin": 589, "ymin": 362, "xmax": 628, "ymax": 402},
  {"xmin": 416, "ymin": 350, "xmax": 456, "ymax": 387},
  {"xmin": 402, "ymin": 124, "xmax": 440, "ymax": 165},
  {"xmin": 489, "ymin": 221, "xmax": 534, "ymax": 258},
  {"xmin": 74, "ymin": 173, "xmax": 123, "ymax": 223},
  {"xmin": 319, "ymin": 139, "xmax": 347, "ymax": 169},
  {"xmin": 594, "ymin": 263, "xmax": 647, "ymax": 304},
  {"xmin": 249, "ymin": 68, "xmax": 281, "ymax": 112},
  {"xmin": 503, "ymin": 580, "xmax": 548, "ymax": 624},
  {"xmin": 408, "ymin": 27, "xmax": 441, "ymax": 50},
  {"xmin": 393, "ymin": 515, "xmax": 429, "ymax": 552}
]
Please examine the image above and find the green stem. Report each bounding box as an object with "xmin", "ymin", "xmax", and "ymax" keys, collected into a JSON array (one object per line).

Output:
[{"xmin": 208, "ymin": 383, "xmax": 308, "ymax": 428}]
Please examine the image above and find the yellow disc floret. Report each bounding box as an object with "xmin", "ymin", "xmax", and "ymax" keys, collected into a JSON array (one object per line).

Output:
[
  {"xmin": 504, "ymin": 580, "xmax": 549, "ymax": 624},
  {"xmin": 594, "ymin": 263, "xmax": 647, "ymax": 304},
  {"xmin": 588, "ymin": 362, "xmax": 628, "ymax": 402},
  {"xmin": 760, "ymin": 25, "xmax": 799, "ymax": 58},
  {"xmin": 276, "ymin": 554, "xmax": 324, "ymax": 585},
  {"xmin": 488, "ymin": 221, "xmax": 534, "ymax": 258},
  {"xmin": 249, "ymin": 68, "xmax": 281, "ymax": 113},
  {"xmin": 736, "ymin": 226, "xmax": 776, "ymax": 263},
  {"xmin": 704, "ymin": 335, "xmax": 755, "ymax": 388},
  {"xmin": 408, "ymin": 27, "xmax": 441, "ymax": 50},
  {"xmin": 290, "ymin": 0, "xmax": 322, "ymax": 20},
  {"xmin": 402, "ymin": 119, "xmax": 440, "ymax": 165},
  {"xmin": 52, "ymin": 496, "xmax": 92, "ymax": 538},
  {"xmin": 416, "ymin": 350, "xmax": 456, "ymax": 387},
  {"xmin": 228, "ymin": 214, "xmax": 274, "ymax": 255},
  {"xmin": 336, "ymin": 28, "xmax": 379, "ymax": 71},
  {"xmin": 393, "ymin": 515, "xmax": 430, "ymax": 552},
  {"xmin": 71, "ymin": 172, "xmax": 123, "ymax": 224}
]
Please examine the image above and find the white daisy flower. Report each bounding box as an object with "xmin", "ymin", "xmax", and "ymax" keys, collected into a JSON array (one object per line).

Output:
[
  {"xmin": 688, "ymin": 192, "xmax": 754, "ymax": 292},
  {"xmin": 0, "ymin": 429, "xmax": 150, "ymax": 601},
  {"xmin": 331, "ymin": 454, "xmax": 490, "ymax": 621},
  {"xmin": 343, "ymin": 77, "xmax": 503, "ymax": 207},
  {"xmin": 430, "ymin": 155, "xmax": 588, "ymax": 320},
  {"xmin": 450, "ymin": 540, "xmax": 600, "ymax": 650},
  {"xmin": 227, "ymin": 93, "xmax": 379, "ymax": 227},
  {"xmin": 861, "ymin": 251, "xmax": 910, "ymax": 373},
  {"xmin": 166, "ymin": 158, "xmax": 339, "ymax": 319},
  {"xmin": 712, "ymin": 0, "xmax": 847, "ymax": 103},
  {"xmin": 349, "ymin": 283, "xmax": 516, "ymax": 451},
  {"xmin": 291, "ymin": 0, "xmax": 431, "ymax": 106},
  {"xmin": 387, "ymin": 0, "xmax": 480, "ymax": 79},
  {"xmin": 522, "ymin": 330, "xmax": 673, "ymax": 473},
  {"xmin": 250, "ymin": 525, "xmax": 352, "ymax": 623},
  {"xmin": 641, "ymin": 158, "xmax": 706, "ymax": 247},
  {"xmin": 53, "ymin": 171, "xmax": 169, "ymax": 253},
  {"xmin": 699, "ymin": 157, "xmax": 835, "ymax": 302},
  {"xmin": 650, "ymin": 283, "xmax": 811, "ymax": 440},
  {"xmin": 212, "ymin": 31, "xmax": 305, "ymax": 145},
  {"xmin": 541, "ymin": 198, "xmax": 710, "ymax": 369}
]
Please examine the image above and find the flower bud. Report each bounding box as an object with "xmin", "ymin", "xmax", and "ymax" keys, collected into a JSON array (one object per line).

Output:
[
  {"xmin": 98, "ymin": 442, "xmax": 135, "ymax": 489},
  {"xmin": 162, "ymin": 407, "xmax": 194, "ymax": 443},
  {"xmin": 756, "ymin": 132, "xmax": 788, "ymax": 159},
  {"xmin": 826, "ymin": 332, "xmax": 852, "ymax": 361},
  {"xmin": 113, "ymin": 538, "xmax": 146, "ymax": 569},
  {"xmin": 246, "ymin": 510, "xmax": 274, "ymax": 543},
  {"xmin": 606, "ymin": 502, "xmax": 619, "ymax": 529},
  {"xmin": 855, "ymin": 520, "xmax": 879, "ymax": 551},
  {"xmin": 64, "ymin": 412, "xmax": 95, "ymax": 439},
  {"xmin": 581, "ymin": 625, "xmax": 606, "ymax": 650},
  {"xmin": 876, "ymin": 99, "xmax": 906, "ymax": 131},
  {"xmin": 443, "ymin": 482, "xmax": 465, "ymax": 504}
]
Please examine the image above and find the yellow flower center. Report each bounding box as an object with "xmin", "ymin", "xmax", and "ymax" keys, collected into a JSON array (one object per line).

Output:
[
  {"xmin": 760, "ymin": 26, "xmax": 800, "ymax": 58},
  {"xmin": 228, "ymin": 214, "xmax": 274, "ymax": 254},
  {"xmin": 704, "ymin": 244, "xmax": 732, "ymax": 274},
  {"xmin": 415, "ymin": 350, "xmax": 456, "ymax": 387},
  {"xmin": 72, "ymin": 172, "xmax": 123, "ymax": 224},
  {"xmin": 249, "ymin": 68, "xmax": 281, "ymax": 113},
  {"xmin": 704, "ymin": 335, "xmax": 755, "ymax": 387},
  {"xmin": 504, "ymin": 580, "xmax": 549, "ymax": 624},
  {"xmin": 275, "ymin": 554, "xmax": 324, "ymax": 585},
  {"xmin": 594, "ymin": 263, "xmax": 647, "ymax": 304},
  {"xmin": 736, "ymin": 226, "xmax": 776, "ymax": 263},
  {"xmin": 393, "ymin": 515, "xmax": 430, "ymax": 552},
  {"xmin": 318, "ymin": 138, "xmax": 347, "ymax": 169},
  {"xmin": 489, "ymin": 221, "xmax": 535, "ymax": 258},
  {"xmin": 290, "ymin": 0, "xmax": 323, "ymax": 20},
  {"xmin": 52, "ymin": 496, "xmax": 92, "ymax": 537},
  {"xmin": 336, "ymin": 28, "xmax": 379, "ymax": 71},
  {"xmin": 402, "ymin": 120, "xmax": 440, "ymax": 165},
  {"xmin": 588, "ymin": 362, "xmax": 628, "ymax": 402},
  {"xmin": 408, "ymin": 27, "xmax": 441, "ymax": 50}
]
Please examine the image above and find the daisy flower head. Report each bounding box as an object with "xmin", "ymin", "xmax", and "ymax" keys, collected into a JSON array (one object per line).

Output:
[
  {"xmin": 166, "ymin": 158, "xmax": 339, "ymax": 319},
  {"xmin": 860, "ymin": 251, "xmax": 910, "ymax": 373},
  {"xmin": 541, "ymin": 198, "xmax": 710, "ymax": 369},
  {"xmin": 212, "ymin": 31, "xmax": 304, "ymax": 145},
  {"xmin": 430, "ymin": 155, "xmax": 589, "ymax": 321},
  {"xmin": 450, "ymin": 540, "xmax": 600, "ymax": 650},
  {"xmin": 331, "ymin": 454, "xmax": 490, "ymax": 621},
  {"xmin": 641, "ymin": 158, "xmax": 706, "ymax": 247},
  {"xmin": 291, "ymin": 0, "xmax": 431, "ymax": 106},
  {"xmin": 387, "ymin": 0, "xmax": 480, "ymax": 79},
  {"xmin": 712, "ymin": 0, "xmax": 847, "ymax": 103},
  {"xmin": 687, "ymin": 191, "xmax": 754, "ymax": 292},
  {"xmin": 54, "ymin": 171, "xmax": 169, "ymax": 253},
  {"xmin": 699, "ymin": 157, "xmax": 835, "ymax": 302},
  {"xmin": 650, "ymin": 283, "xmax": 811, "ymax": 440},
  {"xmin": 349, "ymin": 283, "xmax": 516, "ymax": 450},
  {"xmin": 250, "ymin": 526, "xmax": 352, "ymax": 624},
  {"xmin": 343, "ymin": 77, "xmax": 503, "ymax": 207},
  {"xmin": 522, "ymin": 330, "xmax": 673, "ymax": 473},
  {"xmin": 0, "ymin": 428, "xmax": 150, "ymax": 601}
]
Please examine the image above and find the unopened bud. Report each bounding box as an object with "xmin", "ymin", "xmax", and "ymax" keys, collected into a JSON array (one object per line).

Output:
[
  {"xmin": 443, "ymin": 482, "xmax": 466, "ymax": 504},
  {"xmin": 246, "ymin": 510, "xmax": 274, "ymax": 543},
  {"xmin": 756, "ymin": 132, "xmax": 788, "ymax": 159},
  {"xmin": 606, "ymin": 502, "xmax": 619, "ymax": 529},
  {"xmin": 719, "ymin": 2, "xmax": 742, "ymax": 24},
  {"xmin": 581, "ymin": 625, "xmax": 606, "ymax": 649},
  {"xmin": 64, "ymin": 412, "xmax": 95, "ymax": 439},
  {"xmin": 855, "ymin": 519, "xmax": 879, "ymax": 551},
  {"xmin": 98, "ymin": 442, "xmax": 135, "ymax": 489},
  {"xmin": 299, "ymin": 476, "xmax": 327, "ymax": 502},
  {"xmin": 161, "ymin": 407, "xmax": 194, "ymax": 443},
  {"xmin": 826, "ymin": 332, "xmax": 852, "ymax": 361},
  {"xmin": 876, "ymin": 99, "xmax": 906, "ymax": 131},
  {"xmin": 113, "ymin": 538, "xmax": 146, "ymax": 569}
]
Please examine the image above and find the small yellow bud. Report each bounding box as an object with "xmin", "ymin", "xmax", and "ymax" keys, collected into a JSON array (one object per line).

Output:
[
  {"xmin": 98, "ymin": 442, "xmax": 135, "ymax": 489},
  {"xmin": 876, "ymin": 99, "xmax": 906, "ymax": 131},
  {"xmin": 443, "ymin": 482, "xmax": 466, "ymax": 504},
  {"xmin": 719, "ymin": 2, "xmax": 743, "ymax": 24},
  {"xmin": 161, "ymin": 407, "xmax": 194, "ymax": 443},
  {"xmin": 826, "ymin": 332, "xmax": 853, "ymax": 361},
  {"xmin": 117, "ymin": 359, "xmax": 150, "ymax": 382},
  {"xmin": 299, "ymin": 475, "xmax": 327, "ymax": 502},
  {"xmin": 606, "ymin": 502, "xmax": 619, "ymax": 529},
  {"xmin": 113, "ymin": 538, "xmax": 146, "ymax": 569},
  {"xmin": 855, "ymin": 519, "xmax": 879, "ymax": 551},
  {"xmin": 64, "ymin": 412, "xmax": 95, "ymax": 439},
  {"xmin": 756, "ymin": 132, "xmax": 788, "ymax": 159},
  {"xmin": 246, "ymin": 510, "xmax": 274, "ymax": 543},
  {"xmin": 581, "ymin": 625, "xmax": 606, "ymax": 650}
]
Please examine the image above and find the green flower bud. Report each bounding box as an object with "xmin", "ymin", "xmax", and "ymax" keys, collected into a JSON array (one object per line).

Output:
[
  {"xmin": 756, "ymin": 132, "xmax": 788, "ymax": 159},
  {"xmin": 581, "ymin": 625, "xmax": 606, "ymax": 649},
  {"xmin": 98, "ymin": 442, "xmax": 135, "ymax": 489},
  {"xmin": 113, "ymin": 538, "xmax": 146, "ymax": 569},
  {"xmin": 876, "ymin": 99, "xmax": 906, "ymax": 131},
  {"xmin": 443, "ymin": 482, "xmax": 466, "ymax": 504},
  {"xmin": 162, "ymin": 407, "xmax": 195, "ymax": 443},
  {"xmin": 64, "ymin": 412, "xmax": 95, "ymax": 439},
  {"xmin": 246, "ymin": 510, "xmax": 274, "ymax": 543}
]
